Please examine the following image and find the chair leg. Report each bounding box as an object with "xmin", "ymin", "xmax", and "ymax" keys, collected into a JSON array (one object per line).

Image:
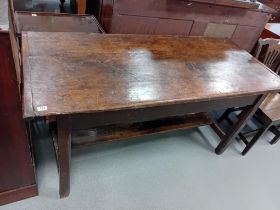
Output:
[
  {"xmin": 270, "ymin": 126, "xmax": 280, "ymax": 144},
  {"xmin": 242, "ymin": 123, "xmax": 271, "ymax": 156},
  {"xmin": 270, "ymin": 135, "xmax": 280, "ymax": 144},
  {"xmin": 215, "ymin": 95, "xmax": 267, "ymax": 155},
  {"xmin": 217, "ymin": 108, "xmax": 234, "ymax": 123}
]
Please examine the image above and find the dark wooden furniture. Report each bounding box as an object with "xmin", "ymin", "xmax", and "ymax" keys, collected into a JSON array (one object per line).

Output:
[
  {"xmin": 254, "ymin": 38, "xmax": 280, "ymax": 73},
  {"xmin": 21, "ymin": 32, "xmax": 280, "ymax": 198},
  {"xmin": 0, "ymin": 0, "xmax": 37, "ymax": 205},
  {"xmin": 13, "ymin": 12, "xmax": 105, "ymax": 34},
  {"xmin": 8, "ymin": 0, "xmax": 104, "ymax": 87},
  {"xmin": 12, "ymin": 0, "xmax": 32, "ymax": 11},
  {"xmin": 93, "ymin": 0, "xmax": 275, "ymax": 52},
  {"xmin": 218, "ymin": 38, "xmax": 280, "ymax": 155},
  {"xmin": 261, "ymin": 23, "xmax": 280, "ymax": 39},
  {"xmin": 259, "ymin": 0, "xmax": 280, "ymax": 22}
]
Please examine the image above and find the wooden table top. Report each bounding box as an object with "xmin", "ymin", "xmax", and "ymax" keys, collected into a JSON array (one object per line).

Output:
[{"xmin": 22, "ymin": 32, "xmax": 280, "ymax": 118}]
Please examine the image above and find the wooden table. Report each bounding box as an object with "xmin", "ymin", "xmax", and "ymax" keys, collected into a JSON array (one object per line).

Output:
[{"xmin": 22, "ymin": 32, "xmax": 280, "ymax": 198}]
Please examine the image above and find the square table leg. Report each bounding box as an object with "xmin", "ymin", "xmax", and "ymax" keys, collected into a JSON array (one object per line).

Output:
[
  {"xmin": 214, "ymin": 94, "xmax": 267, "ymax": 155},
  {"xmin": 57, "ymin": 115, "xmax": 72, "ymax": 198}
]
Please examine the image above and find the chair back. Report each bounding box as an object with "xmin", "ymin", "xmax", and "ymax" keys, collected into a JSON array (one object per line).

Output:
[{"xmin": 253, "ymin": 38, "xmax": 280, "ymax": 74}]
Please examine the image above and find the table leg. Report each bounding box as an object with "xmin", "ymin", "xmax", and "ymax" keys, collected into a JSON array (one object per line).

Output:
[
  {"xmin": 77, "ymin": 0, "xmax": 87, "ymax": 14},
  {"xmin": 57, "ymin": 115, "xmax": 72, "ymax": 198},
  {"xmin": 215, "ymin": 95, "xmax": 267, "ymax": 155}
]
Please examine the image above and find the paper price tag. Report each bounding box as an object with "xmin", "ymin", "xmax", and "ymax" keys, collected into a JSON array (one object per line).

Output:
[{"xmin": 37, "ymin": 106, "xmax": 48, "ymax": 111}]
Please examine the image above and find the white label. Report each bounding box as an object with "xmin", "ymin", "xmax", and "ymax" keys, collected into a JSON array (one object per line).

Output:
[
  {"xmin": 37, "ymin": 106, "xmax": 48, "ymax": 111},
  {"xmin": 31, "ymin": 14, "xmax": 37, "ymax": 16}
]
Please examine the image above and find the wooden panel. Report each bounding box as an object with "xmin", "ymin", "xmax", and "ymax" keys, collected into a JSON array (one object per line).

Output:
[
  {"xmin": 98, "ymin": 0, "xmax": 114, "ymax": 32},
  {"xmin": 0, "ymin": 83, "xmax": 20, "ymax": 114},
  {"xmin": 155, "ymin": 19, "xmax": 193, "ymax": 36},
  {"xmin": 231, "ymin": 25, "xmax": 264, "ymax": 51},
  {"xmin": 71, "ymin": 95, "xmax": 258, "ymax": 129},
  {"xmin": 111, "ymin": 15, "xmax": 158, "ymax": 34},
  {"xmin": 22, "ymin": 32, "xmax": 280, "ymax": 118},
  {"xmin": 113, "ymin": 0, "xmax": 271, "ymax": 27},
  {"xmin": 8, "ymin": 2, "xmax": 22, "ymax": 86},
  {"xmin": 204, "ymin": 23, "xmax": 237, "ymax": 38},
  {"xmin": 71, "ymin": 113, "xmax": 212, "ymax": 147},
  {"xmin": 13, "ymin": 0, "xmax": 32, "ymax": 11},
  {"xmin": 0, "ymin": 114, "xmax": 35, "ymax": 192},
  {"xmin": 0, "ymin": 185, "xmax": 37, "ymax": 206},
  {"xmin": 190, "ymin": 21, "xmax": 208, "ymax": 36},
  {"xmin": 0, "ymin": 32, "xmax": 37, "ymax": 205},
  {"xmin": 111, "ymin": 15, "xmax": 193, "ymax": 35}
]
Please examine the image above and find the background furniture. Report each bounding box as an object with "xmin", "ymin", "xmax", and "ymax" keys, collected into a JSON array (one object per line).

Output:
[
  {"xmin": 261, "ymin": 23, "xmax": 280, "ymax": 39},
  {"xmin": 8, "ymin": 0, "xmax": 104, "ymax": 88},
  {"xmin": 218, "ymin": 38, "xmax": 280, "ymax": 155},
  {"xmin": 12, "ymin": 0, "xmax": 32, "ymax": 11},
  {"xmin": 259, "ymin": 0, "xmax": 280, "ymax": 22},
  {"xmin": 93, "ymin": 0, "xmax": 274, "ymax": 52},
  {"xmin": 0, "ymin": 0, "xmax": 37, "ymax": 205},
  {"xmin": 254, "ymin": 38, "xmax": 280, "ymax": 72},
  {"xmin": 67, "ymin": 0, "xmax": 87, "ymax": 14}
]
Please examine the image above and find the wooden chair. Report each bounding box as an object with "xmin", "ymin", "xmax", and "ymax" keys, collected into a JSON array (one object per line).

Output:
[
  {"xmin": 218, "ymin": 38, "xmax": 280, "ymax": 155},
  {"xmin": 253, "ymin": 38, "xmax": 280, "ymax": 74}
]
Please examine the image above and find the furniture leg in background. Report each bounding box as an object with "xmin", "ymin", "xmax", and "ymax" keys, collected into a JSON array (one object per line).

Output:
[
  {"xmin": 213, "ymin": 95, "xmax": 267, "ymax": 155},
  {"xmin": 77, "ymin": 0, "xmax": 86, "ymax": 14}
]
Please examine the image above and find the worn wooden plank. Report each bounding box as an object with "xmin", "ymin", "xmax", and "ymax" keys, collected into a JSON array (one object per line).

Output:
[
  {"xmin": 72, "ymin": 113, "xmax": 212, "ymax": 147},
  {"xmin": 21, "ymin": 33, "xmax": 280, "ymax": 118}
]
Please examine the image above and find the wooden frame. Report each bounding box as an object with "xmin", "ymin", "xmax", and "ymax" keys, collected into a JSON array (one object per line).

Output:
[
  {"xmin": 21, "ymin": 33, "xmax": 280, "ymax": 198},
  {"xmin": 54, "ymin": 94, "xmax": 267, "ymax": 197}
]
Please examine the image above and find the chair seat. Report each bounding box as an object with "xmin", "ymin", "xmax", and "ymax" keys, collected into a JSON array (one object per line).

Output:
[{"xmin": 260, "ymin": 93, "xmax": 280, "ymax": 122}]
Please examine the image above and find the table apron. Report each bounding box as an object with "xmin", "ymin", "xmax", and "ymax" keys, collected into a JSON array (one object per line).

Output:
[{"xmin": 71, "ymin": 94, "xmax": 258, "ymax": 130}]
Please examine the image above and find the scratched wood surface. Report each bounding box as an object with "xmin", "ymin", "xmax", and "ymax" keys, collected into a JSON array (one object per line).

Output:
[{"xmin": 22, "ymin": 32, "xmax": 280, "ymax": 118}]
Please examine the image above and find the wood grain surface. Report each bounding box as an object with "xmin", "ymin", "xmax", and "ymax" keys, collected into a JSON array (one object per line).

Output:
[{"xmin": 22, "ymin": 33, "xmax": 280, "ymax": 118}]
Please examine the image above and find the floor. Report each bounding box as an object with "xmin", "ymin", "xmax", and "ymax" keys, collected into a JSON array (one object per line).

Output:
[{"xmin": 3, "ymin": 119, "xmax": 280, "ymax": 210}]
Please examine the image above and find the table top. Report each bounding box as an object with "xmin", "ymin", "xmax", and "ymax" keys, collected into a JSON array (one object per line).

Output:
[{"xmin": 22, "ymin": 32, "xmax": 280, "ymax": 118}]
